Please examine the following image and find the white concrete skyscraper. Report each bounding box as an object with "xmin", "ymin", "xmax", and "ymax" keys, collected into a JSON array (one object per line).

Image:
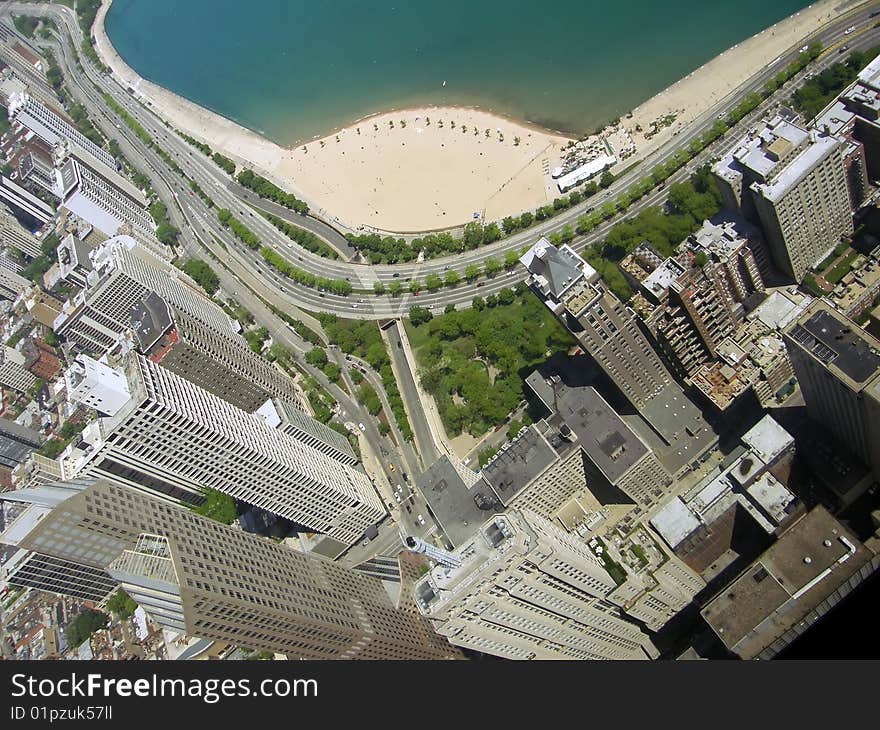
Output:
[
  {"xmin": 58, "ymin": 353, "xmax": 385, "ymax": 547},
  {"xmin": 413, "ymin": 509, "xmax": 658, "ymax": 660}
]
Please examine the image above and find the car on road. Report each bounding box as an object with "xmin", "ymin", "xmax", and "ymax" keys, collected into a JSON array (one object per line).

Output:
[
  {"xmin": 358, "ymin": 423, "xmax": 366, "ymax": 432},
  {"xmin": 476, "ymin": 282, "xmax": 484, "ymax": 287},
  {"xmin": 799, "ymin": 44, "xmax": 809, "ymax": 53},
  {"xmin": 394, "ymin": 493, "xmax": 402, "ymax": 503},
  {"xmin": 840, "ymin": 45, "xmax": 850, "ymax": 53},
  {"xmin": 388, "ymin": 463, "xmax": 395, "ymax": 472},
  {"xmin": 844, "ymin": 25, "xmax": 856, "ymax": 35},
  {"xmin": 351, "ymin": 303, "xmax": 359, "ymax": 309}
]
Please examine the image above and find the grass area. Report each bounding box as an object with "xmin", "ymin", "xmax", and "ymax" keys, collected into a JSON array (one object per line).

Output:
[
  {"xmin": 825, "ymin": 249, "xmax": 859, "ymax": 286},
  {"xmin": 814, "ymin": 240, "xmax": 850, "ymax": 273},
  {"xmin": 630, "ymin": 545, "xmax": 649, "ymax": 567},
  {"xmin": 405, "ymin": 287, "xmax": 575, "ymax": 438},
  {"xmin": 596, "ymin": 538, "xmax": 627, "ymax": 586}
]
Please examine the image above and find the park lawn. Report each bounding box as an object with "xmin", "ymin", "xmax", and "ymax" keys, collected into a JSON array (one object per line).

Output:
[{"xmin": 405, "ymin": 290, "xmax": 575, "ymax": 438}]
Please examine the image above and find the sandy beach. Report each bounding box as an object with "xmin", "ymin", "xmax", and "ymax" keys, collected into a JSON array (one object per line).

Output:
[{"xmin": 94, "ymin": 0, "xmax": 863, "ymax": 234}]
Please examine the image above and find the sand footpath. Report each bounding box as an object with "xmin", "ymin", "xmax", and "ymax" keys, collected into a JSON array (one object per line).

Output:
[{"xmin": 94, "ymin": 0, "xmax": 865, "ymax": 234}]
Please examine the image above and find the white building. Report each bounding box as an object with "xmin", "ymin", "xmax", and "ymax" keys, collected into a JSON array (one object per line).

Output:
[
  {"xmin": 60, "ymin": 353, "xmax": 386, "ymax": 547},
  {"xmin": 54, "ymin": 235, "xmax": 234, "ymax": 353},
  {"xmin": 7, "ymin": 91, "xmax": 115, "ymax": 170},
  {"xmin": 54, "ymin": 157, "xmax": 154, "ymax": 239},
  {"xmin": 413, "ymin": 509, "xmax": 658, "ymax": 660}
]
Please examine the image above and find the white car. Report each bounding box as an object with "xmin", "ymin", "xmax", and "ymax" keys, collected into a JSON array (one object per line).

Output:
[
  {"xmin": 799, "ymin": 45, "xmax": 809, "ymax": 52},
  {"xmin": 358, "ymin": 423, "xmax": 366, "ymax": 432},
  {"xmin": 394, "ymin": 493, "xmax": 402, "ymax": 503},
  {"xmin": 416, "ymin": 514, "xmax": 426, "ymax": 526},
  {"xmin": 844, "ymin": 25, "xmax": 856, "ymax": 35}
]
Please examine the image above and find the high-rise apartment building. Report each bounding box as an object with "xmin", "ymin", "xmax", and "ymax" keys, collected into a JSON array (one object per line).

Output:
[
  {"xmin": 7, "ymin": 91, "xmax": 116, "ymax": 170},
  {"xmin": 521, "ymin": 241, "xmax": 670, "ymax": 409},
  {"xmin": 521, "ymin": 240, "xmax": 717, "ymax": 476},
  {"xmin": 130, "ymin": 291, "xmax": 308, "ymax": 413},
  {"xmin": 59, "ymin": 353, "xmax": 385, "ymax": 546},
  {"xmin": 54, "ymin": 156, "xmax": 154, "ymax": 240},
  {"xmin": 713, "ymin": 116, "xmax": 855, "ymax": 281},
  {"xmin": 2, "ymin": 478, "xmax": 460, "ymax": 659},
  {"xmin": 412, "ymin": 509, "xmax": 659, "ymax": 659},
  {"xmin": 0, "ymin": 202, "xmax": 42, "ymax": 258},
  {"xmin": 54, "ymin": 235, "xmax": 235, "ymax": 353},
  {"xmin": 783, "ymin": 301, "xmax": 880, "ymax": 481},
  {"xmin": 0, "ymin": 264, "xmax": 30, "ymax": 302},
  {"xmin": 0, "ymin": 345, "xmax": 37, "ymax": 393}
]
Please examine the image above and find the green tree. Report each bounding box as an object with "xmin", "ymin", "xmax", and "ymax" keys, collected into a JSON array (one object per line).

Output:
[
  {"xmin": 305, "ymin": 347, "xmax": 328, "ymax": 367},
  {"xmin": 65, "ymin": 610, "xmax": 108, "ymax": 648},
  {"xmin": 373, "ymin": 281, "xmax": 386, "ymax": 295},
  {"xmin": 409, "ymin": 306, "xmax": 433, "ymax": 326},
  {"xmin": 443, "ymin": 269, "xmax": 460, "ymax": 287},
  {"xmin": 484, "ymin": 257, "xmax": 501, "ymax": 277},
  {"xmin": 599, "ymin": 170, "xmax": 615, "ymax": 189},
  {"xmin": 388, "ymin": 281, "xmax": 403, "ymax": 297},
  {"xmin": 425, "ymin": 273, "xmax": 443, "ymax": 291},
  {"xmin": 409, "ymin": 279, "xmax": 422, "ymax": 294},
  {"xmin": 464, "ymin": 263, "xmax": 480, "ymax": 281}
]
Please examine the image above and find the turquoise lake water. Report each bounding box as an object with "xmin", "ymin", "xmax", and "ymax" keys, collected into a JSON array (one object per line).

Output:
[{"xmin": 105, "ymin": 0, "xmax": 815, "ymax": 146}]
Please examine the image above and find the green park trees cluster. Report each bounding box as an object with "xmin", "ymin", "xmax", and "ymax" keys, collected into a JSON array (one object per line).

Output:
[
  {"xmin": 22, "ymin": 233, "xmax": 60, "ymax": 284},
  {"xmin": 217, "ymin": 208, "xmax": 259, "ymax": 248},
  {"xmin": 793, "ymin": 46, "xmax": 880, "ymax": 120},
  {"xmin": 407, "ymin": 287, "xmax": 575, "ymax": 437},
  {"xmin": 237, "ymin": 169, "xmax": 309, "ymax": 215},
  {"xmin": 106, "ymin": 589, "xmax": 138, "ymax": 620},
  {"xmin": 65, "ymin": 609, "xmax": 108, "ymax": 649},
  {"xmin": 216, "ymin": 210, "xmax": 351, "ymax": 293},
  {"xmin": 148, "ymin": 200, "xmax": 180, "ymax": 246},
  {"xmin": 259, "ymin": 247, "xmax": 352, "ymax": 294},
  {"xmin": 180, "ymin": 258, "xmax": 219, "ymax": 295},
  {"xmin": 317, "ymin": 315, "xmax": 414, "ymax": 440},
  {"xmin": 12, "ymin": 15, "xmax": 39, "ymax": 39},
  {"xmin": 179, "ymin": 132, "xmax": 237, "ymax": 174},
  {"xmin": 263, "ymin": 212, "xmax": 338, "ymax": 259},
  {"xmin": 345, "ymin": 221, "xmax": 502, "ymax": 264}
]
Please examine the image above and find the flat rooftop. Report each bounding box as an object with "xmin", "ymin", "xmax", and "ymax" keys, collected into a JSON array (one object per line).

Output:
[
  {"xmin": 749, "ymin": 288, "xmax": 812, "ymax": 331},
  {"xmin": 857, "ymin": 52, "xmax": 880, "ymax": 90},
  {"xmin": 637, "ymin": 384, "xmax": 717, "ymax": 473},
  {"xmin": 129, "ymin": 291, "xmax": 172, "ymax": 353},
  {"xmin": 754, "ymin": 133, "xmax": 839, "ymax": 203},
  {"xmin": 740, "ymin": 415, "xmax": 794, "ymax": 465},
  {"xmin": 788, "ymin": 306, "xmax": 880, "ymax": 385},
  {"xmin": 700, "ymin": 507, "xmax": 871, "ymax": 658},
  {"xmin": 642, "ymin": 258, "xmax": 685, "ymax": 300},
  {"xmin": 417, "ymin": 455, "xmax": 501, "ymax": 548},
  {"xmin": 481, "ymin": 426, "xmax": 558, "ymax": 506},
  {"xmin": 554, "ymin": 385, "xmax": 648, "ymax": 485}
]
